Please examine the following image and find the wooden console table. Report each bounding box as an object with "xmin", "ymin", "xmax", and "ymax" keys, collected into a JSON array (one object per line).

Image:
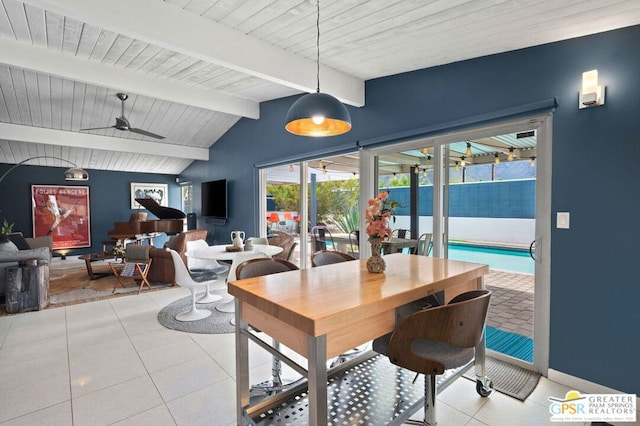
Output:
[{"xmin": 229, "ymin": 253, "xmax": 489, "ymax": 425}]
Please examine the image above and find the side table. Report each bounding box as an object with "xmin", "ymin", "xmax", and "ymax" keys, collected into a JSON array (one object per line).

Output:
[
  {"xmin": 5, "ymin": 261, "xmax": 50, "ymax": 314},
  {"xmin": 79, "ymin": 253, "xmax": 116, "ymax": 280}
]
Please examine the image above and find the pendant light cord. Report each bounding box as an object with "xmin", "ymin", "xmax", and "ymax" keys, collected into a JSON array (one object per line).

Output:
[{"xmin": 316, "ymin": 0, "xmax": 320, "ymax": 93}]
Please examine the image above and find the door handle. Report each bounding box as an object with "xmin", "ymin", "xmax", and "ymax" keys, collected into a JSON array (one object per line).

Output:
[{"xmin": 529, "ymin": 240, "xmax": 536, "ymax": 261}]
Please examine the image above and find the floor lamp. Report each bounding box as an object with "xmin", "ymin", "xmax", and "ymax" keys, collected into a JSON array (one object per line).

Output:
[{"xmin": 0, "ymin": 156, "xmax": 89, "ymax": 184}]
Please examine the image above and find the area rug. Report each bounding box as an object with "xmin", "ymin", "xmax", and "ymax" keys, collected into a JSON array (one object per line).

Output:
[
  {"xmin": 157, "ymin": 292, "xmax": 235, "ymax": 334},
  {"xmin": 49, "ymin": 265, "xmax": 172, "ymax": 306},
  {"xmin": 464, "ymin": 357, "xmax": 540, "ymax": 401},
  {"xmin": 485, "ymin": 326, "xmax": 533, "ymax": 363}
]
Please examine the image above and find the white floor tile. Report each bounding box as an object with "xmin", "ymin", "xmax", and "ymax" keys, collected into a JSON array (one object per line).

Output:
[
  {"xmin": 0, "ymin": 334, "xmax": 67, "ymax": 364},
  {"xmin": 0, "ymin": 350, "xmax": 69, "ymax": 391},
  {"xmin": 0, "ymin": 400, "xmax": 72, "ymax": 426},
  {"xmin": 111, "ymin": 404, "xmax": 177, "ymax": 426},
  {"xmin": 166, "ymin": 377, "xmax": 237, "ymax": 426},
  {"xmin": 128, "ymin": 327, "xmax": 194, "ymax": 353},
  {"xmin": 66, "ymin": 322, "xmax": 129, "ymax": 349},
  {"xmin": 438, "ymin": 377, "xmax": 492, "ymax": 417},
  {"xmin": 70, "ymin": 349, "xmax": 148, "ymax": 397},
  {"xmin": 150, "ymin": 355, "xmax": 230, "ymax": 402},
  {"xmin": 0, "ymin": 373, "xmax": 70, "ymax": 423},
  {"xmin": 72, "ymin": 376, "xmax": 164, "ymax": 426},
  {"xmin": 139, "ymin": 338, "xmax": 208, "ymax": 373}
]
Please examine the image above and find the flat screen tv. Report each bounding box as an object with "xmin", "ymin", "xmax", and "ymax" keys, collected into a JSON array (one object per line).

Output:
[{"xmin": 201, "ymin": 179, "xmax": 227, "ymax": 218}]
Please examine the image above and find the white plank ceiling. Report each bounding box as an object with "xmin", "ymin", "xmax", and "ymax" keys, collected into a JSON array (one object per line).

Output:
[{"xmin": 0, "ymin": 0, "xmax": 638, "ymax": 174}]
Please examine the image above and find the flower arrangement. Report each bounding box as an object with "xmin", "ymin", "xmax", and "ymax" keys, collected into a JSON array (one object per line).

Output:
[{"xmin": 364, "ymin": 191, "xmax": 400, "ymax": 239}]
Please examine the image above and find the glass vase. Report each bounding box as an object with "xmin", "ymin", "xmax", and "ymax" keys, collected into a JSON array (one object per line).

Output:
[{"xmin": 366, "ymin": 237, "xmax": 386, "ymax": 273}]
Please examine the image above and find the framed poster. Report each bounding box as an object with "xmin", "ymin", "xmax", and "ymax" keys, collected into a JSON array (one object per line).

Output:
[
  {"xmin": 31, "ymin": 185, "xmax": 91, "ymax": 250},
  {"xmin": 130, "ymin": 182, "xmax": 169, "ymax": 209}
]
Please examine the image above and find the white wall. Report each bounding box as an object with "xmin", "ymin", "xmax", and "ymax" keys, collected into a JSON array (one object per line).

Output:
[{"xmin": 392, "ymin": 216, "xmax": 535, "ymax": 245}]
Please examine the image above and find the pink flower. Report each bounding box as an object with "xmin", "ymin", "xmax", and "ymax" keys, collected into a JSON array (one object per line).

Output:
[{"xmin": 364, "ymin": 191, "xmax": 399, "ymax": 239}]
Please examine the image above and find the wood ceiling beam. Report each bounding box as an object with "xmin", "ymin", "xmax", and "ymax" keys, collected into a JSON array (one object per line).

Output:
[
  {"xmin": 0, "ymin": 38, "xmax": 258, "ymax": 119},
  {"xmin": 23, "ymin": 0, "xmax": 365, "ymax": 107},
  {"xmin": 0, "ymin": 123, "xmax": 209, "ymax": 161}
]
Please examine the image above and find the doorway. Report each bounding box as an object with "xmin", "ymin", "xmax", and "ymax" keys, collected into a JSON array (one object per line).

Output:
[{"xmin": 364, "ymin": 115, "xmax": 551, "ymax": 374}]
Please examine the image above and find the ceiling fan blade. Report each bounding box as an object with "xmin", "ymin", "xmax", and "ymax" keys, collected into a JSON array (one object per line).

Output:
[
  {"xmin": 79, "ymin": 126, "xmax": 117, "ymax": 131},
  {"xmin": 128, "ymin": 128, "xmax": 166, "ymax": 140}
]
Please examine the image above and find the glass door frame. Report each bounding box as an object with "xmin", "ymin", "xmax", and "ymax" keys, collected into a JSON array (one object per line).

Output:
[{"xmin": 360, "ymin": 114, "xmax": 551, "ymax": 374}]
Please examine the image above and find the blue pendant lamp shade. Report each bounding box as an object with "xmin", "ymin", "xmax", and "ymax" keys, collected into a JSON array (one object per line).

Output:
[
  {"xmin": 284, "ymin": 0, "xmax": 352, "ymax": 137},
  {"xmin": 285, "ymin": 92, "xmax": 351, "ymax": 137}
]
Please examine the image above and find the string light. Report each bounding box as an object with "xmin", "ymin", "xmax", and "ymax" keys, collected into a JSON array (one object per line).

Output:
[
  {"xmin": 322, "ymin": 165, "xmax": 327, "ymax": 175},
  {"xmin": 508, "ymin": 147, "xmax": 514, "ymax": 161},
  {"xmin": 494, "ymin": 153, "xmax": 500, "ymax": 164},
  {"xmin": 530, "ymin": 156, "xmax": 536, "ymax": 167},
  {"xmin": 460, "ymin": 156, "xmax": 466, "ymax": 167},
  {"xmin": 318, "ymin": 160, "xmax": 324, "ymax": 168},
  {"xmin": 289, "ymin": 164, "xmax": 294, "ymax": 172},
  {"xmin": 465, "ymin": 142, "xmax": 472, "ymax": 157},
  {"xmin": 422, "ymin": 147, "xmax": 429, "ymax": 154},
  {"xmin": 414, "ymin": 164, "xmax": 419, "ymax": 174},
  {"xmin": 423, "ymin": 169, "xmax": 427, "ymax": 177},
  {"xmin": 455, "ymin": 161, "xmax": 460, "ymax": 171}
]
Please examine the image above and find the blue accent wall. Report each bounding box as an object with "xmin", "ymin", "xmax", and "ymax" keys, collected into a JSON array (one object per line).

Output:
[
  {"xmin": 180, "ymin": 25, "xmax": 640, "ymax": 393},
  {"xmin": 0, "ymin": 164, "xmax": 180, "ymax": 255},
  {"xmin": 383, "ymin": 180, "xmax": 535, "ymax": 218}
]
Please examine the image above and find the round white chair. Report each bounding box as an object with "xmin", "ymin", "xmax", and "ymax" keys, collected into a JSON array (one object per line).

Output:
[
  {"xmin": 167, "ymin": 248, "xmax": 216, "ymax": 322},
  {"xmin": 185, "ymin": 239, "xmax": 228, "ymax": 303}
]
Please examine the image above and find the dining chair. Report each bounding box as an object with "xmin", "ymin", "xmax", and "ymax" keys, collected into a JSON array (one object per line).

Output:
[
  {"xmin": 310, "ymin": 250, "xmax": 365, "ymax": 367},
  {"xmin": 167, "ymin": 248, "xmax": 221, "ymax": 321},
  {"xmin": 185, "ymin": 239, "xmax": 228, "ymax": 303},
  {"xmin": 235, "ymin": 258, "xmax": 301, "ymax": 395},
  {"xmin": 310, "ymin": 250, "xmax": 355, "ymax": 267},
  {"xmin": 215, "ymin": 251, "xmax": 269, "ymax": 314},
  {"xmin": 372, "ymin": 290, "xmax": 492, "ymax": 425}
]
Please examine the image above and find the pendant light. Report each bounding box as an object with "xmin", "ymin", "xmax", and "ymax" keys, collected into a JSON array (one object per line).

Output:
[{"xmin": 284, "ymin": 0, "xmax": 351, "ymax": 137}]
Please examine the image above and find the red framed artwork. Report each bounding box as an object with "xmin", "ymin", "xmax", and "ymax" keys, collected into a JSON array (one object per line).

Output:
[{"xmin": 31, "ymin": 185, "xmax": 91, "ymax": 250}]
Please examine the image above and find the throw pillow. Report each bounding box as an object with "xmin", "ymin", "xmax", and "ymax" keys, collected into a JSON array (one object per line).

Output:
[
  {"xmin": 0, "ymin": 240, "xmax": 19, "ymax": 252},
  {"xmin": 7, "ymin": 232, "xmax": 30, "ymax": 250}
]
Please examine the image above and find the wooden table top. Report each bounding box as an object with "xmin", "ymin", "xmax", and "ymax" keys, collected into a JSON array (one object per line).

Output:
[{"xmin": 228, "ymin": 253, "xmax": 488, "ymax": 338}]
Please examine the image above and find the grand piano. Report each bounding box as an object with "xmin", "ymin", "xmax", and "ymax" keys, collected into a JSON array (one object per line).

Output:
[{"xmin": 107, "ymin": 198, "xmax": 186, "ymax": 243}]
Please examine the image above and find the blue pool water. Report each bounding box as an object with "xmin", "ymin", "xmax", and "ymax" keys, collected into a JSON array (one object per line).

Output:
[{"xmin": 447, "ymin": 244, "xmax": 534, "ymax": 274}]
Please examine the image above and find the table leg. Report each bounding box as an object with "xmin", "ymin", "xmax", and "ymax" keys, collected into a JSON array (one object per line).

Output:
[
  {"xmin": 235, "ymin": 299, "xmax": 250, "ymax": 425},
  {"xmin": 84, "ymin": 258, "xmax": 97, "ymax": 280},
  {"xmin": 307, "ymin": 334, "xmax": 328, "ymax": 426}
]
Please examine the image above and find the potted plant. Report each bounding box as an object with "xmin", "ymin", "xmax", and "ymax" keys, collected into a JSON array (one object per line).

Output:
[{"xmin": 0, "ymin": 218, "xmax": 14, "ymax": 242}]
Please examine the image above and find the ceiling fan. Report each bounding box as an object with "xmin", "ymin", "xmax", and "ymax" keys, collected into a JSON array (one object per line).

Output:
[{"xmin": 80, "ymin": 93, "xmax": 165, "ymax": 139}]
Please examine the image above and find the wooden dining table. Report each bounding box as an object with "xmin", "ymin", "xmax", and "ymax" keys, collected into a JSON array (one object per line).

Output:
[{"xmin": 229, "ymin": 253, "xmax": 490, "ymax": 425}]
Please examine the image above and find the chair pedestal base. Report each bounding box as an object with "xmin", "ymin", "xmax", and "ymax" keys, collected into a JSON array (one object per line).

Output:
[
  {"xmin": 216, "ymin": 298, "xmax": 235, "ymax": 313},
  {"xmin": 176, "ymin": 308, "xmax": 211, "ymax": 322},
  {"xmin": 196, "ymin": 291, "xmax": 222, "ymax": 304}
]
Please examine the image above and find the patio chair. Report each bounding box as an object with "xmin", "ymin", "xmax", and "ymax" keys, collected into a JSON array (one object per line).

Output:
[
  {"xmin": 348, "ymin": 230, "xmax": 360, "ymax": 258},
  {"xmin": 414, "ymin": 233, "xmax": 433, "ymax": 257},
  {"xmin": 310, "ymin": 250, "xmax": 355, "ymax": 267},
  {"xmin": 311, "ymin": 225, "xmax": 335, "ymax": 251}
]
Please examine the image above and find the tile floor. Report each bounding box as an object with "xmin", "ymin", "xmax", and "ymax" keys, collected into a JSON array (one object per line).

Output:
[{"xmin": 0, "ymin": 286, "xmax": 610, "ymax": 426}]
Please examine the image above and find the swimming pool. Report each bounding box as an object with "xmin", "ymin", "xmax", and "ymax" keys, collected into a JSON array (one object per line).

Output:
[{"xmin": 447, "ymin": 243, "xmax": 534, "ymax": 274}]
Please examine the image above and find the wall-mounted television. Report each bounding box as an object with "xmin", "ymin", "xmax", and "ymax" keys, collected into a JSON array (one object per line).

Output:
[{"xmin": 201, "ymin": 179, "xmax": 227, "ymax": 219}]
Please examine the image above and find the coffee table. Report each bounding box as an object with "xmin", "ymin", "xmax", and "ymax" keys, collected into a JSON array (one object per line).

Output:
[{"xmin": 78, "ymin": 253, "xmax": 116, "ymax": 280}]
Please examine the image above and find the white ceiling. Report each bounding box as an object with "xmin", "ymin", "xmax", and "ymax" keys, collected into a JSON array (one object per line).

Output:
[{"xmin": 0, "ymin": 0, "xmax": 638, "ymax": 175}]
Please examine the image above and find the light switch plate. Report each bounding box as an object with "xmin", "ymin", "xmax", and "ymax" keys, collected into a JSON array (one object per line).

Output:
[{"xmin": 557, "ymin": 212, "xmax": 570, "ymax": 229}]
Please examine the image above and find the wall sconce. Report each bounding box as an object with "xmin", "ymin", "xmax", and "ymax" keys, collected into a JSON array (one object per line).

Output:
[{"xmin": 579, "ymin": 69, "xmax": 605, "ymax": 109}]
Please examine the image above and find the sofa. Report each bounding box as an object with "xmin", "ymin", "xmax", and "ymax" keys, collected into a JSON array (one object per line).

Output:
[
  {"xmin": 147, "ymin": 229, "xmax": 208, "ymax": 285},
  {"xmin": 0, "ymin": 233, "xmax": 53, "ymax": 298}
]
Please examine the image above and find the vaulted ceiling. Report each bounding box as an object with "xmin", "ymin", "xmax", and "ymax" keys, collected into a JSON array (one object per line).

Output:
[{"xmin": 1, "ymin": 0, "xmax": 638, "ymax": 175}]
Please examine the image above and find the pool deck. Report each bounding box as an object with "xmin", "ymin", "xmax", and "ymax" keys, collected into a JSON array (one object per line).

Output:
[{"xmin": 485, "ymin": 269, "xmax": 534, "ymax": 339}]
